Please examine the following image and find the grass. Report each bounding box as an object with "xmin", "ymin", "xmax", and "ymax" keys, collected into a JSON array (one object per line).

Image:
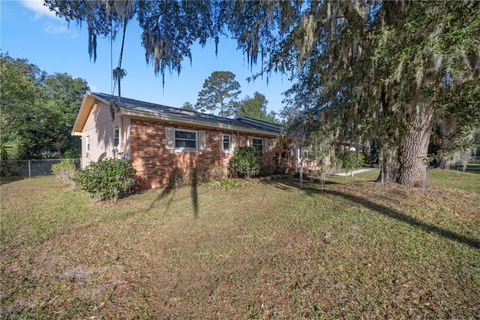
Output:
[{"xmin": 1, "ymin": 169, "xmax": 479, "ymax": 319}]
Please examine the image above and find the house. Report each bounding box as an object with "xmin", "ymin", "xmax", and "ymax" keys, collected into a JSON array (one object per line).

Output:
[{"xmin": 72, "ymin": 92, "xmax": 287, "ymax": 188}]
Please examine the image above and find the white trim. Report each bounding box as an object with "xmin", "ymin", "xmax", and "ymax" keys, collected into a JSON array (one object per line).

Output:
[
  {"xmin": 120, "ymin": 109, "xmax": 279, "ymax": 137},
  {"xmin": 221, "ymin": 133, "xmax": 233, "ymax": 152},
  {"xmin": 173, "ymin": 128, "xmax": 198, "ymax": 152},
  {"xmin": 73, "ymin": 93, "xmax": 281, "ymax": 137},
  {"xmin": 252, "ymin": 137, "xmax": 264, "ymax": 153},
  {"xmin": 113, "ymin": 126, "xmax": 120, "ymax": 148}
]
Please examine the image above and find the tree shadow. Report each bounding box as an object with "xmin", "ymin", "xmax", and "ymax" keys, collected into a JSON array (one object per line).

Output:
[
  {"xmin": 266, "ymin": 179, "xmax": 480, "ymax": 249},
  {"xmin": 144, "ymin": 164, "xmax": 199, "ymax": 219},
  {"xmin": 190, "ymin": 163, "xmax": 199, "ymax": 219},
  {"xmin": 0, "ymin": 176, "xmax": 24, "ymax": 186},
  {"xmin": 264, "ymin": 177, "xmax": 340, "ymax": 191},
  {"xmin": 144, "ymin": 170, "xmax": 179, "ymax": 213}
]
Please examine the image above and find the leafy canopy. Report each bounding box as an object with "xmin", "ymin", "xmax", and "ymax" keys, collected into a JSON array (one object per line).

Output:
[
  {"xmin": 182, "ymin": 101, "xmax": 195, "ymax": 111},
  {"xmin": 43, "ymin": 1, "xmax": 480, "ymax": 185},
  {"xmin": 0, "ymin": 53, "xmax": 89, "ymax": 159},
  {"xmin": 195, "ymin": 71, "xmax": 241, "ymax": 117},
  {"xmin": 234, "ymin": 92, "xmax": 278, "ymax": 124}
]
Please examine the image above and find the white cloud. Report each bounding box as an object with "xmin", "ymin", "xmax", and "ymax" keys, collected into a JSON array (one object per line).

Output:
[
  {"xmin": 20, "ymin": 0, "xmax": 58, "ymax": 19},
  {"xmin": 43, "ymin": 22, "xmax": 69, "ymax": 34}
]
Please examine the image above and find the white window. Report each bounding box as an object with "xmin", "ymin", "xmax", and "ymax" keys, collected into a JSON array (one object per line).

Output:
[
  {"xmin": 252, "ymin": 137, "xmax": 264, "ymax": 153},
  {"xmin": 86, "ymin": 135, "xmax": 90, "ymax": 152},
  {"xmin": 222, "ymin": 134, "xmax": 231, "ymax": 151},
  {"xmin": 113, "ymin": 126, "xmax": 120, "ymax": 148},
  {"xmin": 175, "ymin": 129, "xmax": 197, "ymax": 150}
]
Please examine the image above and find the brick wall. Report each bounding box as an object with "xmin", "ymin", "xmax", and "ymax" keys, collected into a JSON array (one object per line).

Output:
[{"xmin": 130, "ymin": 118, "xmax": 286, "ymax": 189}]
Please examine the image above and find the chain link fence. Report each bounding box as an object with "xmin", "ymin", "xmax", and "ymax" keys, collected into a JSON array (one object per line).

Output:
[{"xmin": 1, "ymin": 159, "xmax": 81, "ymax": 178}]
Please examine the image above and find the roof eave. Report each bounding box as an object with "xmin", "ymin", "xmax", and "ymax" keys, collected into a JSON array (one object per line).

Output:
[{"xmin": 120, "ymin": 109, "xmax": 280, "ymax": 137}]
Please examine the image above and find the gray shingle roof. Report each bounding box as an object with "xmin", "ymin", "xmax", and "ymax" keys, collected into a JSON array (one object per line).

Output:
[{"xmin": 92, "ymin": 92, "xmax": 281, "ymax": 135}]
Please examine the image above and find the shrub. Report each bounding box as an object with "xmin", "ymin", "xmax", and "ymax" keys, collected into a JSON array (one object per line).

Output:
[
  {"xmin": 63, "ymin": 149, "xmax": 80, "ymax": 159},
  {"xmin": 51, "ymin": 159, "xmax": 77, "ymax": 186},
  {"xmin": 0, "ymin": 139, "xmax": 24, "ymax": 176},
  {"xmin": 337, "ymin": 150, "xmax": 366, "ymax": 173},
  {"xmin": 74, "ymin": 159, "xmax": 136, "ymax": 201},
  {"xmin": 230, "ymin": 146, "xmax": 261, "ymax": 178}
]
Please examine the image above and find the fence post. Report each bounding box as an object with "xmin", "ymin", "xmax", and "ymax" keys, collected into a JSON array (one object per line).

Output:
[{"xmin": 28, "ymin": 160, "xmax": 31, "ymax": 178}]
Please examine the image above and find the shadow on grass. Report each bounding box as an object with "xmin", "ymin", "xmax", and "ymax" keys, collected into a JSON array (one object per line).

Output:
[
  {"xmin": 144, "ymin": 165, "xmax": 199, "ymax": 219},
  {"xmin": 144, "ymin": 171, "xmax": 179, "ymax": 213},
  {"xmin": 0, "ymin": 176, "xmax": 24, "ymax": 186},
  {"xmin": 266, "ymin": 179, "xmax": 480, "ymax": 249},
  {"xmin": 190, "ymin": 165, "xmax": 199, "ymax": 219},
  {"xmin": 267, "ymin": 176, "xmax": 341, "ymax": 191}
]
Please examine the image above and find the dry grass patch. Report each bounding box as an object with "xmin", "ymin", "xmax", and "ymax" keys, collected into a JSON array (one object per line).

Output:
[{"xmin": 1, "ymin": 170, "xmax": 479, "ymax": 319}]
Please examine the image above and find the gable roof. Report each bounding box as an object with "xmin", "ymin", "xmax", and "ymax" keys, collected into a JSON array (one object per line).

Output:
[{"xmin": 72, "ymin": 92, "xmax": 282, "ymax": 137}]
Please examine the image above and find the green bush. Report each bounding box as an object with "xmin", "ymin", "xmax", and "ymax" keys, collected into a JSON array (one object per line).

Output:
[
  {"xmin": 51, "ymin": 159, "xmax": 77, "ymax": 186},
  {"xmin": 74, "ymin": 159, "xmax": 136, "ymax": 201},
  {"xmin": 63, "ymin": 149, "xmax": 80, "ymax": 159},
  {"xmin": 230, "ymin": 146, "xmax": 261, "ymax": 178},
  {"xmin": 337, "ymin": 150, "xmax": 366, "ymax": 173}
]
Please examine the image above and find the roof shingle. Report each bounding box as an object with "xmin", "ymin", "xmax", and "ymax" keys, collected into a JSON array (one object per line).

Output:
[{"xmin": 92, "ymin": 92, "xmax": 281, "ymax": 135}]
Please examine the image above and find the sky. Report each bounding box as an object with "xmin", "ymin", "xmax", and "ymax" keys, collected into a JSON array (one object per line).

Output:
[{"xmin": 0, "ymin": 0, "xmax": 292, "ymax": 114}]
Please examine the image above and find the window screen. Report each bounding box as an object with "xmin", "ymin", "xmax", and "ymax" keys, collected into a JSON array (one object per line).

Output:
[{"xmin": 175, "ymin": 130, "xmax": 197, "ymax": 149}]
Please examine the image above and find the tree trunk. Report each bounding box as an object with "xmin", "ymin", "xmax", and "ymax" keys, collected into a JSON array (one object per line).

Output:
[
  {"xmin": 438, "ymin": 156, "xmax": 449, "ymax": 169},
  {"xmin": 376, "ymin": 147, "xmax": 398, "ymax": 183},
  {"xmin": 396, "ymin": 107, "xmax": 434, "ymax": 187}
]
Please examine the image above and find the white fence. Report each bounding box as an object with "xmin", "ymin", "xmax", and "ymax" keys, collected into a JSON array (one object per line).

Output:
[{"xmin": 2, "ymin": 159, "xmax": 81, "ymax": 178}]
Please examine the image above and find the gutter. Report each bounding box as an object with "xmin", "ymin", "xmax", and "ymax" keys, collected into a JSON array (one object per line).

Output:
[
  {"xmin": 72, "ymin": 92, "xmax": 281, "ymax": 137},
  {"xmin": 119, "ymin": 109, "xmax": 280, "ymax": 137}
]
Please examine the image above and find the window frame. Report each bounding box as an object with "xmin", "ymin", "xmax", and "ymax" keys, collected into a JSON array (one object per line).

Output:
[
  {"xmin": 113, "ymin": 126, "xmax": 120, "ymax": 148},
  {"xmin": 252, "ymin": 137, "xmax": 264, "ymax": 153},
  {"xmin": 174, "ymin": 128, "xmax": 198, "ymax": 151},
  {"xmin": 222, "ymin": 134, "xmax": 232, "ymax": 152}
]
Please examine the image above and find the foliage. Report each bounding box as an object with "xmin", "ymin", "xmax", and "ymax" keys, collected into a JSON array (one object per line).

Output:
[
  {"xmin": 0, "ymin": 139, "xmax": 24, "ymax": 176},
  {"xmin": 230, "ymin": 146, "xmax": 261, "ymax": 179},
  {"xmin": 281, "ymin": 1, "xmax": 480, "ymax": 186},
  {"xmin": 51, "ymin": 159, "xmax": 77, "ymax": 186},
  {"xmin": 0, "ymin": 53, "xmax": 89, "ymax": 159},
  {"xmin": 195, "ymin": 71, "xmax": 241, "ymax": 117},
  {"xmin": 337, "ymin": 151, "xmax": 366, "ymax": 173},
  {"xmin": 182, "ymin": 101, "xmax": 195, "ymax": 111},
  {"xmin": 234, "ymin": 92, "xmax": 278, "ymax": 124},
  {"xmin": 74, "ymin": 159, "xmax": 136, "ymax": 201},
  {"xmin": 43, "ymin": 1, "xmax": 480, "ymax": 186},
  {"xmin": 63, "ymin": 149, "xmax": 81, "ymax": 159},
  {"xmin": 207, "ymin": 178, "xmax": 241, "ymax": 190},
  {"xmin": 430, "ymin": 81, "xmax": 480, "ymax": 167}
]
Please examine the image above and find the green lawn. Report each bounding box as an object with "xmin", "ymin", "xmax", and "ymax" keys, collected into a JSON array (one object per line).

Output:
[{"xmin": 1, "ymin": 170, "xmax": 479, "ymax": 319}]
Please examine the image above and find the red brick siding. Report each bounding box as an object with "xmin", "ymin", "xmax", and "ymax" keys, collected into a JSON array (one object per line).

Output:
[{"xmin": 130, "ymin": 119, "xmax": 284, "ymax": 189}]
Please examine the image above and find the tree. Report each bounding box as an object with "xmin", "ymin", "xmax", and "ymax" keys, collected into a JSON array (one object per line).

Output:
[
  {"xmin": 0, "ymin": 53, "xmax": 89, "ymax": 159},
  {"xmin": 282, "ymin": 1, "xmax": 480, "ymax": 186},
  {"xmin": 195, "ymin": 71, "xmax": 241, "ymax": 117},
  {"xmin": 43, "ymin": 1, "xmax": 480, "ymax": 187},
  {"xmin": 0, "ymin": 139, "xmax": 24, "ymax": 175},
  {"xmin": 234, "ymin": 92, "xmax": 278, "ymax": 124},
  {"xmin": 182, "ymin": 102, "xmax": 195, "ymax": 111},
  {"xmin": 430, "ymin": 82, "xmax": 480, "ymax": 169}
]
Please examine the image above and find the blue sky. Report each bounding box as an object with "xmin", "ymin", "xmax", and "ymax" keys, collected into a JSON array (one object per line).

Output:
[{"xmin": 1, "ymin": 0, "xmax": 292, "ymax": 114}]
